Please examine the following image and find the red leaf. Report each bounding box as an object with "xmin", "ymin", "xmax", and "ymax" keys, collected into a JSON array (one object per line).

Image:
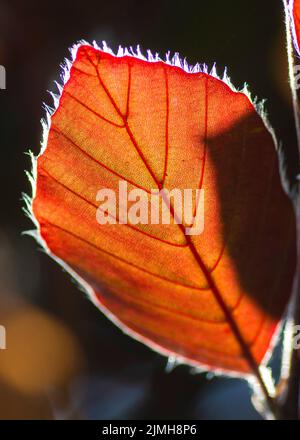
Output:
[{"xmin": 30, "ymin": 44, "xmax": 296, "ymax": 376}]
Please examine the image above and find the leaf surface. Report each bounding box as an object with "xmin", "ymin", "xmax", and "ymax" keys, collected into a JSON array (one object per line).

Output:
[
  {"xmin": 292, "ymin": 0, "xmax": 300, "ymax": 52},
  {"xmin": 32, "ymin": 44, "xmax": 296, "ymax": 375}
]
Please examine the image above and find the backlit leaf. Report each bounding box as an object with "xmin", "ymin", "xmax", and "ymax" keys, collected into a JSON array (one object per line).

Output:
[{"xmin": 30, "ymin": 43, "xmax": 296, "ymax": 376}]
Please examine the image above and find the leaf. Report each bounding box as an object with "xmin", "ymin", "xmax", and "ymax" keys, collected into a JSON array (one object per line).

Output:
[
  {"xmin": 30, "ymin": 43, "xmax": 296, "ymax": 376},
  {"xmin": 289, "ymin": 0, "xmax": 300, "ymax": 54}
]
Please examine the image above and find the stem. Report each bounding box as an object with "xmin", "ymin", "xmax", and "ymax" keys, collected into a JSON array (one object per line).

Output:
[{"xmin": 278, "ymin": 0, "xmax": 300, "ymax": 419}]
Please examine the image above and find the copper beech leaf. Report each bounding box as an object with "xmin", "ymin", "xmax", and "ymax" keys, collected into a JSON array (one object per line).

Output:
[{"xmin": 30, "ymin": 44, "xmax": 296, "ymax": 376}]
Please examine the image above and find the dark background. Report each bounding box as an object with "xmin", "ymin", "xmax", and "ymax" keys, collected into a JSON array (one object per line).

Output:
[{"xmin": 0, "ymin": 0, "xmax": 297, "ymax": 420}]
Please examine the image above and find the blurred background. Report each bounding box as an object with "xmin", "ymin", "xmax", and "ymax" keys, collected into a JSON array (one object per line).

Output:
[{"xmin": 0, "ymin": 0, "xmax": 298, "ymax": 420}]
